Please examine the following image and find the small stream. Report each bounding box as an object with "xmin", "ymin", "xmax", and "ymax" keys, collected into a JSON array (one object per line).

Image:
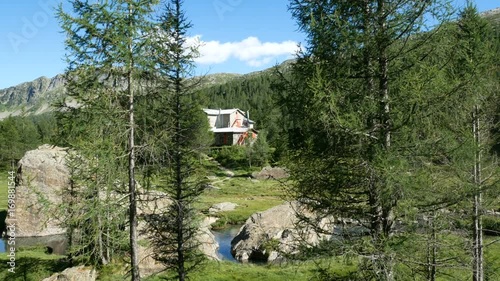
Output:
[
  {"xmin": 0, "ymin": 238, "xmax": 5, "ymax": 252},
  {"xmin": 0, "ymin": 234, "xmax": 67, "ymax": 254},
  {"xmin": 0, "ymin": 226, "xmax": 241, "ymax": 262},
  {"xmin": 211, "ymin": 224, "xmax": 242, "ymax": 262}
]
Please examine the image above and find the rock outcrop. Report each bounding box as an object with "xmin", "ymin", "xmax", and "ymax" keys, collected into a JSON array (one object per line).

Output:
[
  {"xmin": 230, "ymin": 202, "xmax": 335, "ymax": 263},
  {"xmin": 198, "ymin": 216, "xmax": 220, "ymax": 260},
  {"xmin": 138, "ymin": 245, "xmax": 166, "ymax": 277},
  {"xmin": 251, "ymin": 166, "xmax": 289, "ymax": 180},
  {"xmin": 42, "ymin": 266, "xmax": 97, "ymax": 281},
  {"xmin": 137, "ymin": 216, "xmax": 219, "ymax": 277},
  {"xmin": 0, "ymin": 75, "xmax": 65, "ymax": 113},
  {"xmin": 209, "ymin": 202, "xmax": 238, "ymax": 214},
  {"xmin": 8, "ymin": 145, "xmax": 219, "ymax": 262},
  {"xmin": 12, "ymin": 144, "xmax": 69, "ymax": 237}
]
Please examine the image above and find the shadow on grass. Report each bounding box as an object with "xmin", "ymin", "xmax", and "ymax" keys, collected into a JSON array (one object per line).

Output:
[{"xmin": 0, "ymin": 256, "xmax": 69, "ymax": 281}]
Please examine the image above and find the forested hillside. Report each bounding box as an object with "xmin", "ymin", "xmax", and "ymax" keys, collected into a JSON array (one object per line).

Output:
[
  {"xmin": 0, "ymin": 113, "xmax": 56, "ymax": 169},
  {"xmin": 197, "ymin": 65, "xmax": 289, "ymax": 159}
]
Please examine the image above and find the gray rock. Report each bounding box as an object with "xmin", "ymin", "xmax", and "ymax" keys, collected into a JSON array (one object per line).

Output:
[
  {"xmin": 10, "ymin": 145, "xmax": 220, "ymax": 263},
  {"xmin": 203, "ymin": 184, "xmax": 220, "ymax": 191},
  {"xmin": 12, "ymin": 144, "xmax": 69, "ymax": 237},
  {"xmin": 230, "ymin": 201, "xmax": 335, "ymax": 263},
  {"xmin": 138, "ymin": 245, "xmax": 166, "ymax": 277},
  {"xmin": 198, "ymin": 216, "xmax": 220, "ymax": 260},
  {"xmin": 42, "ymin": 265, "xmax": 97, "ymax": 281},
  {"xmin": 209, "ymin": 202, "xmax": 238, "ymax": 214},
  {"xmin": 0, "ymin": 75, "xmax": 65, "ymax": 110},
  {"xmin": 137, "ymin": 190, "xmax": 171, "ymax": 216},
  {"xmin": 138, "ymin": 215, "xmax": 220, "ymax": 270},
  {"xmin": 251, "ymin": 166, "xmax": 289, "ymax": 180}
]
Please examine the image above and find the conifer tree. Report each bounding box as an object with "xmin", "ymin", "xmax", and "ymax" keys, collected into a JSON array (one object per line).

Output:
[
  {"xmin": 281, "ymin": 1, "xmax": 452, "ymax": 279},
  {"xmin": 57, "ymin": 1, "xmax": 159, "ymax": 279},
  {"xmin": 450, "ymin": 4, "xmax": 498, "ymax": 280},
  {"xmin": 141, "ymin": 1, "xmax": 210, "ymax": 280}
]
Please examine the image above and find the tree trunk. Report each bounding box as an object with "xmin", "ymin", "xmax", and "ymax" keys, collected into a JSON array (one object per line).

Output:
[
  {"xmin": 427, "ymin": 213, "xmax": 437, "ymax": 281},
  {"xmin": 175, "ymin": 76, "xmax": 185, "ymax": 281},
  {"xmin": 376, "ymin": 1, "xmax": 394, "ymax": 280},
  {"xmin": 97, "ymin": 213, "xmax": 108, "ymax": 265},
  {"xmin": 472, "ymin": 105, "xmax": 483, "ymax": 281},
  {"xmin": 128, "ymin": 4, "xmax": 140, "ymax": 281},
  {"xmin": 68, "ymin": 178, "xmax": 75, "ymax": 267},
  {"xmin": 128, "ymin": 73, "xmax": 140, "ymax": 281}
]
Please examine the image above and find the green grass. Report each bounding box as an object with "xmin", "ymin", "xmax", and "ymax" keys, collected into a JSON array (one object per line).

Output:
[
  {"xmin": 392, "ymin": 232, "xmax": 500, "ymax": 280},
  {"xmin": 485, "ymin": 236, "xmax": 500, "ymax": 280},
  {"xmin": 0, "ymin": 169, "xmax": 12, "ymax": 212},
  {"xmin": 0, "ymin": 248, "xmax": 67, "ymax": 281},
  {"xmin": 140, "ymin": 258, "xmax": 356, "ymax": 281},
  {"xmin": 197, "ymin": 170, "xmax": 286, "ymax": 227},
  {"xmin": 1, "ymin": 158, "xmax": 498, "ymax": 280}
]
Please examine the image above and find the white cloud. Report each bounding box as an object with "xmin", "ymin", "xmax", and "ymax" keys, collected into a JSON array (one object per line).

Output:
[{"xmin": 186, "ymin": 35, "xmax": 300, "ymax": 67}]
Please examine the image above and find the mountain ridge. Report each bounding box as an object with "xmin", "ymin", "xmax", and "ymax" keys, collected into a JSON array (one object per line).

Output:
[
  {"xmin": 0, "ymin": 57, "xmax": 296, "ymax": 120},
  {"xmin": 0, "ymin": 72, "xmax": 248, "ymax": 119}
]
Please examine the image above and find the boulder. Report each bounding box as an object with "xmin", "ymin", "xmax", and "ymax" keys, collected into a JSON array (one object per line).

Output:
[
  {"xmin": 251, "ymin": 166, "xmax": 289, "ymax": 180},
  {"xmin": 198, "ymin": 216, "xmax": 220, "ymax": 260},
  {"xmin": 12, "ymin": 144, "xmax": 69, "ymax": 237},
  {"xmin": 138, "ymin": 207, "xmax": 220, "ymax": 264},
  {"xmin": 42, "ymin": 265, "xmax": 96, "ymax": 281},
  {"xmin": 230, "ymin": 202, "xmax": 335, "ymax": 263},
  {"xmin": 9, "ymin": 145, "xmax": 220, "ymax": 262},
  {"xmin": 137, "ymin": 190, "xmax": 171, "ymax": 216},
  {"xmin": 209, "ymin": 202, "xmax": 238, "ymax": 214},
  {"xmin": 223, "ymin": 169, "xmax": 235, "ymax": 177},
  {"xmin": 138, "ymin": 244, "xmax": 165, "ymax": 277},
  {"xmin": 137, "ymin": 215, "xmax": 220, "ymax": 276}
]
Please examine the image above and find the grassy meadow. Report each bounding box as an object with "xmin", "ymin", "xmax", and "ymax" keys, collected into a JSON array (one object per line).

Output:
[{"xmin": 0, "ymin": 161, "xmax": 498, "ymax": 280}]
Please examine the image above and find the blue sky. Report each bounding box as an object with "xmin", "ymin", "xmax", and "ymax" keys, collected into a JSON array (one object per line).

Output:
[{"xmin": 0, "ymin": 0, "xmax": 498, "ymax": 89}]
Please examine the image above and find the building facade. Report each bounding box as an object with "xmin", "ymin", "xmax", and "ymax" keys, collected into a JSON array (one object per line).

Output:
[{"xmin": 203, "ymin": 108, "xmax": 257, "ymax": 146}]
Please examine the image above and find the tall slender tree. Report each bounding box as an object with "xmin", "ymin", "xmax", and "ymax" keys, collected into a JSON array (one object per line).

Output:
[
  {"xmin": 280, "ymin": 1, "xmax": 452, "ymax": 279},
  {"xmin": 57, "ymin": 1, "xmax": 159, "ymax": 279},
  {"xmin": 451, "ymin": 4, "xmax": 498, "ymax": 280},
  {"xmin": 141, "ymin": 1, "xmax": 210, "ymax": 280}
]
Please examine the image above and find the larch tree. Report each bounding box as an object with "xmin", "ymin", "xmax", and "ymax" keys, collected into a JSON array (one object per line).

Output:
[
  {"xmin": 57, "ymin": 1, "xmax": 159, "ymax": 279},
  {"xmin": 450, "ymin": 4, "xmax": 498, "ymax": 280},
  {"xmin": 141, "ymin": 0, "xmax": 211, "ymax": 280},
  {"xmin": 409, "ymin": 5, "xmax": 499, "ymax": 279},
  {"xmin": 280, "ymin": 0, "xmax": 452, "ymax": 279}
]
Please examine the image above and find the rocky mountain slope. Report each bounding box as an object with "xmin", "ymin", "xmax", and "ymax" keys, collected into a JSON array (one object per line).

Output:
[
  {"xmin": 0, "ymin": 72, "xmax": 247, "ymax": 119},
  {"xmin": 0, "ymin": 75, "xmax": 65, "ymax": 114}
]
